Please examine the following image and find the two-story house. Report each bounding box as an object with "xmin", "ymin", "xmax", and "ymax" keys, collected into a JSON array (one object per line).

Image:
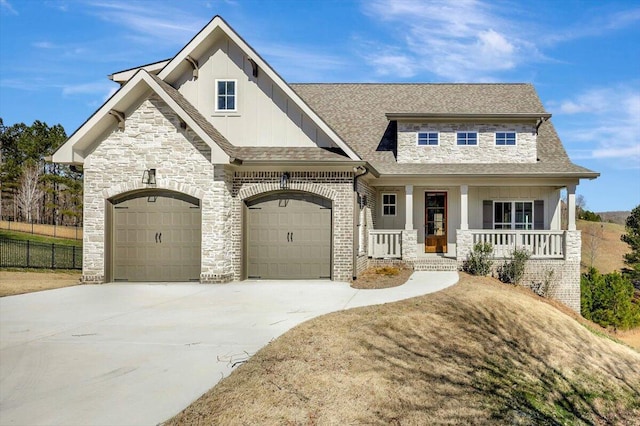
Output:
[{"xmin": 52, "ymin": 16, "xmax": 598, "ymax": 312}]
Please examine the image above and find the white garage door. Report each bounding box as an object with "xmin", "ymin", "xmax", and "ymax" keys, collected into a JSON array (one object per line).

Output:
[
  {"xmin": 113, "ymin": 194, "xmax": 201, "ymax": 282},
  {"xmin": 247, "ymin": 193, "xmax": 331, "ymax": 279}
]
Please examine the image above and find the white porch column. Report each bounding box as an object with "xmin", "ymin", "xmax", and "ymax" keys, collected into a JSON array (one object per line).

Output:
[
  {"xmin": 460, "ymin": 184, "xmax": 469, "ymax": 230},
  {"xmin": 567, "ymin": 184, "xmax": 577, "ymax": 231},
  {"xmin": 405, "ymin": 185, "xmax": 413, "ymax": 230}
]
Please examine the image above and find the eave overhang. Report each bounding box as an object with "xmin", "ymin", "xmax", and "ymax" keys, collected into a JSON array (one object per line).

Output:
[{"xmin": 385, "ymin": 112, "xmax": 552, "ymax": 122}]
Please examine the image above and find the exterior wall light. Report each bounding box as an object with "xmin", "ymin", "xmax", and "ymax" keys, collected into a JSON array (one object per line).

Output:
[
  {"xmin": 280, "ymin": 172, "xmax": 290, "ymax": 190},
  {"xmin": 142, "ymin": 168, "xmax": 156, "ymax": 185}
]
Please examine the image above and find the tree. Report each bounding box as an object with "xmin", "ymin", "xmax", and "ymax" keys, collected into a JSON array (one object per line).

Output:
[
  {"xmin": 621, "ymin": 205, "xmax": 640, "ymax": 286},
  {"xmin": 583, "ymin": 223, "xmax": 604, "ymax": 268},
  {"xmin": 16, "ymin": 163, "xmax": 44, "ymax": 223},
  {"xmin": 0, "ymin": 118, "xmax": 81, "ymax": 225},
  {"xmin": 581, "ymin": 268, "xmax": 640, "ymax": 330}
]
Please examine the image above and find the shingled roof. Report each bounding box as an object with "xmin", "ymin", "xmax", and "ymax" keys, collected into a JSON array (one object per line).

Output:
[{"xmin": 291, "ymin": 83, "xmax": 597, "ymax": 177}]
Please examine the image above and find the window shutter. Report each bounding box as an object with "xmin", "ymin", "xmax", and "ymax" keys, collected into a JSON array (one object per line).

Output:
[
  {"xmin": 482, "ymin": 200, "xmax": 493, "ymax": 229},
  {"xmin": 534, "ymin": 200, "xmax": 544, "ymax": 230}
]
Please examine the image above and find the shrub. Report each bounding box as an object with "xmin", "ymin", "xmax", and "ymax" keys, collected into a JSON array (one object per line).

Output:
[
  {"xmin": 581, "ymin": 267, "xmax": 640, "ymax": 330},
  {"xmin": 531, "ymin": 268, "xmax": 555, "ymax": 298},
  {"xmin": 463, "ymin": 242, "xmax": 494, "ymax": 276},
  {"xmin": 498, "ymin": 248, "xmax": 530, "ymax": 285}
]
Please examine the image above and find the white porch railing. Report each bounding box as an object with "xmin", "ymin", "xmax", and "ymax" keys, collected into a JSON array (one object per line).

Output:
[
  {"xmin": 471, "ymin": 230, "xmax": 565, "ymax": 259},
  {"xmin": 368, "ymin": 230, "xmax": 402, "ymax": 258}
]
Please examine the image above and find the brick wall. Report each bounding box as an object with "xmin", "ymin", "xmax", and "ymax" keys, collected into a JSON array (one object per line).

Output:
[
  {"xmin": 83, "ymin": 95, "xmax": 219, "ymax": 283},
  {"xmin": 397, "ymin": 122, "xmax": 537, "ymax": 164},
  {"xmin": 233, "ymin": 171, "xmax": 354, "ymax": 282}
]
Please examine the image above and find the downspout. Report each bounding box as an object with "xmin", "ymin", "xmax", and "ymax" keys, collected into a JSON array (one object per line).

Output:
[{"xmin": 353, "ymin": 166, "xmax": 369, "ymax": 280}]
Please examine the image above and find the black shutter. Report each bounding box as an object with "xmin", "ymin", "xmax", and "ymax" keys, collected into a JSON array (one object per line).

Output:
[
  {"xmin": 482, "ymin": 200, "xmax": 493, "ymax": 229},
  {"xmin": 534, "ymin": 200, "xmax": 544, "ymax": 230}
]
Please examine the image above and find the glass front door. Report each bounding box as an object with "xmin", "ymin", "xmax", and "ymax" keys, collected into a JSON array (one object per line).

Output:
[{"xmin": 425, "ymin": 192, "xmax": 447, "ymax": 253}]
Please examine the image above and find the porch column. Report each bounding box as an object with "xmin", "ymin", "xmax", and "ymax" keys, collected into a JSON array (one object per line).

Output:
[
  {"xmin": 460, "ymin": 184, "xmax": 469, "ymax": 230},
  {"xmin": 405, "ymin": 185, "xmax": 413, "ymax": 230},
  {"xmin": 567, "ymin": 184, "xmax": 577, "ymax": 231}
]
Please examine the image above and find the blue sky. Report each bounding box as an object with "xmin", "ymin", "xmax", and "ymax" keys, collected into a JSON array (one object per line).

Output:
[{"xmin": 1, "ymin": 0, "xmax": 638, "ymax": 212}]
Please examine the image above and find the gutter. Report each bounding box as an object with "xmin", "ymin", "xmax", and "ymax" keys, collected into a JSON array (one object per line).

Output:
[{"xmin": 352, "ymin": 165, "xmax": 369, "ymax": 281}]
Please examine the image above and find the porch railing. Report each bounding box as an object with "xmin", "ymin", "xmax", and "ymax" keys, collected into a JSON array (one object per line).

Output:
[
  {"xmin": 368, "ymin": 230, "xmax": 402, "ymax": 258},
  {"xmin": 471, "ymin": 230, "xmax": 565, "ymax": 259}
]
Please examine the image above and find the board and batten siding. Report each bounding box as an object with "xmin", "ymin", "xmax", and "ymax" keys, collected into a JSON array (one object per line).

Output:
[
  {"xmin": 467, "ymin": 187, "xmax": 562, "ymax": 230},
  {"xmin": 174, "ymin": 32, "xmax": 335, "ymax": 149}
]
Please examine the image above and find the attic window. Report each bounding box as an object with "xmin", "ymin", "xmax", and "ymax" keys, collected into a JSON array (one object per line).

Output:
[
  {"xmin": 495, "ymin": 132, "xmax": 516, "ymax": 146},
  {"xmin": 457, "ymin": 132, "xmax": 477, "ymax": 146},
  {"xmin": 215, "ymin": 79, "xmax": 236, "ymax": 112},
  {"xmin": 417, "ymin": 132, "xmax": 439, "ymax": 146}
]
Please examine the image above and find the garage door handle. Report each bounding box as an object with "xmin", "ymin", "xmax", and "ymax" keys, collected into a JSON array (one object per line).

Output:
[
  {"xmin": 287, "ymin": 232, "xmax": 290, "ymax": 242},
  {"xmin": 155, "ymin": 232, "xmax": 158, "ymax": 243},
  {"xmin": 290, "ymin": 232, "xmax": 293, "ymax": 242},
  {"xmin": 158, "ymin": 232, "xmax": 162, "ymax": 244}
]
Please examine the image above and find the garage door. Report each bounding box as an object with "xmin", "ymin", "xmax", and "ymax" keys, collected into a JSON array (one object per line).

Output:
[
  {"xmin": 113, "ymin": 193, "xmax": 201, "ymax": 282},
  {"xmin": 247, "ymin": 192, "xmax": 331, "ymax": 279}
]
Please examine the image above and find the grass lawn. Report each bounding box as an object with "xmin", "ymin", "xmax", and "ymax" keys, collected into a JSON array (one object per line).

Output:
[
  {"xmin": 167, "ymin": 274, "xmax": 640, "ymax": 425},
  {"xmin": 0, "ymin": 229, "xmax": 82, "ymax": 247},
  {"xmin": 0, "ymin": 270, "xmax": 82, "ymax": 297},
  {"xmin": 578, "ymin": 219, "xmax": 629, "ymax": 274}
]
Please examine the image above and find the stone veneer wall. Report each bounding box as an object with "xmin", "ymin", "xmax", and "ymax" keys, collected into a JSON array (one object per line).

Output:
[
  {"xmin": 232, "ymin": 171, "xmax": 355, "ymax": 282},
  {"xmin": 455, "ymin": 229, "xmax": 582, "ymax": 312},
  {"xmin": 397, "ymin": 122, "xmax": 537, "ymax": 164},
  {"xmin": 82, "ymin": 94, "xmax": 231, "ymax": 283}
]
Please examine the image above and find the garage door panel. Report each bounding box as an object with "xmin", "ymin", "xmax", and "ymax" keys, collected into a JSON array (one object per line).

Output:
[
  {"xmin": 113, "ymin": 194, "xmax": 201, "ymax": 282},
  {"xmin": 247, "ymin": 193, "xmax": 331, "ymax": 279}
]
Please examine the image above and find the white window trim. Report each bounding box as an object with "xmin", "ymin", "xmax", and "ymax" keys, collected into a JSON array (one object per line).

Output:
[
  {"xmin": 494, "ymin": 131, "xmax": 517, "ymax": 146},
  {"xmin": 416, "ymin": 131, "xmax": 439, "ymax": 146},
  {"xmin": 456, "ymin": 131, "xmax": 479, "ymax": 146},
  {"xmin": 493, "ymin": 200, "xmax": 534, "ymax": 230},
  {"xmin": 214, "ymin": 79, "xmax": 238, "ymax": 113},
  {"xmin": 381, "ymin": 192, "xmax": 397, "ymax": 217}
]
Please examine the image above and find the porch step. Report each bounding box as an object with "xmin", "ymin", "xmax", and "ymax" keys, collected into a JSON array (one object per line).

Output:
[{"xmin": 412, "ymin": 257, "xmax": 460, "ymax": 272}]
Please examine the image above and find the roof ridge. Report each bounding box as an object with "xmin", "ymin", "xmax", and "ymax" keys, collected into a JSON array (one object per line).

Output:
[{"xmin": 289, "ymin": 82, "xmax": 534, "ymax": 86}]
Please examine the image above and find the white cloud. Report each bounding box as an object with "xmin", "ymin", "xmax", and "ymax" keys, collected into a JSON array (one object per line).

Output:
[
  {"xmin": 554, "ymin": 84, "xmax": 640, "ymax": 167},
  {"xmin": 85, "ymin": 1, "xmax": 206, "ymax": 45},
  {"xmin": 1, "ymin": 0, "xmax": 17, "ymax": 15},
  {"xmin": 360, "ymin": 0, "xmax": 638, "ymax": 82},
  {"xmin": 256, "ymin": 44, "xmax": 348, "ymax": 82},
  {"xmin": 62, "ymin": 80, "xmax": 118, "ymax": 99}
]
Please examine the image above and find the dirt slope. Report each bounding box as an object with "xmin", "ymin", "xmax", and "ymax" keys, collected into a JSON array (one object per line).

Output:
[{"xmin": 166, "ymin": 275, "xmax": 640, "ymax": 425}]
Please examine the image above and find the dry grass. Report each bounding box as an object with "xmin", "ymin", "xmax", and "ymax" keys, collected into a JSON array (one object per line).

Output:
[
  {"xmin": 351, "ymin": 264, "xmax": 412, "ymax": 289},
  {"xmin": 0, "ymin": 270, "xmax": 81, "ymax": 297},
  {"xmin": 578, "ymin": 219, "xmax": 629, "ymax": 274},
  {"xmin": 166, "ymin": 274, "xmax": 640, "ymax": 425}
]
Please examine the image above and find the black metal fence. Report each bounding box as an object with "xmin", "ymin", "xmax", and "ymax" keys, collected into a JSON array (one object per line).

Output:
[{"xmin": 0, "ymin": 237, "xmax": 82, "ymax": 269}]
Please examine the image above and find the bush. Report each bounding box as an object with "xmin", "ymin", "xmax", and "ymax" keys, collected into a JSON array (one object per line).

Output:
[
  {"xmin": 581, "ymin": 267, "xmax": 640, "ymax": 330},
  {"xmin": 463, "ymin": 242, "xmax": 494, "ymax": 276},
  {"xmin": 497, "ymin": 248, "xmax": 530, "ymax": 285}
]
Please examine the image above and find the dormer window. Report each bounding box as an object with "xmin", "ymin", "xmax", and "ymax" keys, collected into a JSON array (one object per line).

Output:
[
  {"xmin": 495, "ymin": 132, "xmax": 516, "ymax": 145},
  {"xmin": 417, "ymin": 132, "xmax": 439, "ymax": 146},
  {"xmin": 216, "ymin": 79, "xmax": 237, "ymax": 112},
  {"xmin": 456, "ymin": 131, "xmax": 477, "ymax": 146}
]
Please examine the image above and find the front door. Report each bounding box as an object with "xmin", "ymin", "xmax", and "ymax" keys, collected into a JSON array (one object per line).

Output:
[{"xmin": 425, "ymin": 192, "xmax": 447, "ymax": 253}]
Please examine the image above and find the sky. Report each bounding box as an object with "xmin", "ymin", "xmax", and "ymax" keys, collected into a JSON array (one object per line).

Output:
[{"xmin": 0, "ymin": 0, "xmax": 639, "ymax": 212}]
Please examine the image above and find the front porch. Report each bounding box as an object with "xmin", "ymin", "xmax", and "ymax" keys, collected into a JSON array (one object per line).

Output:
[{"xmin": 368, "ymin": 229, "xmax": 571, "ymax": 261}]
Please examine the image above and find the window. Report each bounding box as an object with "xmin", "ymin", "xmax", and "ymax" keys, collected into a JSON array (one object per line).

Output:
[
  {"xmin": 494, "ymin": 201, "xmax": 533, "ymax": 230},
  {"xmin": 216, "ymin": 80, "xmax": 236, "ymax": 111},
  {"xmin": 495, "ymin": 132, "xmax": 516, "ymax": 145},
  {"xmin": 417, "ymin": 132, "xmax": 439, "ymax": 146},
  {"xmin": 457, "ymin": 132, "xmax": 478, "ymax": 145},
  {"xmin": 382, "ymin": 193, "xmax": 397, "ymax": 216}
]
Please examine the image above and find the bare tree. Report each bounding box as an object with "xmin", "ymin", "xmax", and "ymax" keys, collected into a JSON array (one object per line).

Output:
[
  {"xmin": 584, "ymin": 223, "xmax": 604, "ymax": 268},
  {"xmin": 16, "ymin": 164, "xmax": 44, "ymax": 223}
]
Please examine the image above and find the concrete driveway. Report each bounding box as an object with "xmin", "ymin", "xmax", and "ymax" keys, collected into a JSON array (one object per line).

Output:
[{"xmin": 0, "ymin": 271, "xmax": 458, "ymax": 426}]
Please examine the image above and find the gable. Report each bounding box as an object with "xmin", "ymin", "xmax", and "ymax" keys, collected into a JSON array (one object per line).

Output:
[
  {"xmin": 52, "ymin": 70, "xmax": 230, "ymax": 165},
  {"xmin": 155, "ymin": 16, "xmax": 360, "ymax": 158}
]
